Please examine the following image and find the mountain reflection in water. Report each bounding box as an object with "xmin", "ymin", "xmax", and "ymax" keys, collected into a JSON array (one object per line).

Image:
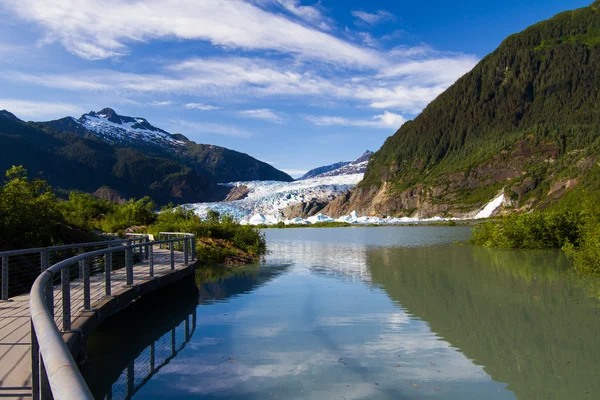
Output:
[{"xmin": 82, "ymin": 227, "xmax": 600, "ymax": 400}]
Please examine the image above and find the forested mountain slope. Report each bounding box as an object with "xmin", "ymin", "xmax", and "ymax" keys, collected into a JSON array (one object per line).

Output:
[
  {"xmin": 0, "ymin": 113, "xmax": 223, "ymax": 204},
  {"xmin": 325, "ymin": 1, "xmax": 600, "ymax": 218}
]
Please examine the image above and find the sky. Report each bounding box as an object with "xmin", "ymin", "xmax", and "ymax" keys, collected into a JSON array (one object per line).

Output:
[{"xmin": 0, "ymin": 0, "xmax": 592, "ymax": 178}]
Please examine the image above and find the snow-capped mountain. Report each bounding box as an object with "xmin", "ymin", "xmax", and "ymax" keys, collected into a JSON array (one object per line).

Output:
[
  {"xmin": 298, "ymin": 161, "xmax": 350, "ymax": 180},
  {"xmin": 299, "ymin": 151, "xmax": 373, "ymax": 180},
  {"xmin": 74, "ymin": 108, "xmax": 185, "ymax": 149},
  {"xmin": 43, "ymin": 108, "xmax": 293, "ymax": 183}
]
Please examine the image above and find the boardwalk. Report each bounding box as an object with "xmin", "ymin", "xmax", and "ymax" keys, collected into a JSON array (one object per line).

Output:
[{"xmin": 0, "ymin": 246, "xmax": 191, "ymax": 399}]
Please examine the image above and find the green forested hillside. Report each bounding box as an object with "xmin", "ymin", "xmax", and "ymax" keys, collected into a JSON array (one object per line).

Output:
[{"xmin": 340, "ymin": 1, "xmax": 600, "ymax": 217}]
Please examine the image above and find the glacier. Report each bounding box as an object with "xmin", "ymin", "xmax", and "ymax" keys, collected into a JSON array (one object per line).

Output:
[
  {"xmin": 188, "ymin": 174, "xmax": 363, "ymax": 222},
  {"xmin": 186, "ymin": 174, "xmax": 506, "ymax": 225}
]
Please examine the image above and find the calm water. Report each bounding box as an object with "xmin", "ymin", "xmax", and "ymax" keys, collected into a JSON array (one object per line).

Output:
[{"xmin": 82, "ymin": 227, "xmax": 600, "ymax": 400}]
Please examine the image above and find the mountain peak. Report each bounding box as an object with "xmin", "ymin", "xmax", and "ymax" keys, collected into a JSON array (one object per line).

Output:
[
  {"xmin": 0, "ymin": 110, "xmax": 20, "ymax": 121},
  {"xmin": 98, "ymin": 107, "xmax": 116, "ymax": 117}
]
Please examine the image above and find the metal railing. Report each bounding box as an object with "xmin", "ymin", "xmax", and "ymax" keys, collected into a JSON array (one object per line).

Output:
[
  {"xmin": 0, "ymin": 238, "xmax": 147, "ymax": 301},
  {"xmin": 28, "ymin": 234, "xmax": 196, "ymax": 400}
]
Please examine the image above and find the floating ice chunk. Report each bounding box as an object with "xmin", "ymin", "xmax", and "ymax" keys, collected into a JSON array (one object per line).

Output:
[
  {"xmin": 249, "ymin": 213, "xmax": 267, "ymax": 225},
  {"xmin": 307, "ymin": 214, "xmax": 334, "ymax": 224}
]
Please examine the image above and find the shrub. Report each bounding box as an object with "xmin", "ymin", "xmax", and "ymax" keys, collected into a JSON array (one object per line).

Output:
[
  {"xmin": 98, "ymin": 196, "xmax": 156, "ymax": 233},
  {"xmin": 0, "ymin": 166, "xmax": 65, "ymax": 248},
  {"xmin": 149, "ymin": 206, "xmax": 267, "ymax": 261},
  {"xmin": 60, "ymin": 192, "xmax": 114, "ymax": 231}
]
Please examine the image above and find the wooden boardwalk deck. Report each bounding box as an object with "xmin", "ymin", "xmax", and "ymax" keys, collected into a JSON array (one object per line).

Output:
[{"xmin": 0, "ymin": 247, "xmax": 190, "ymax": 399}]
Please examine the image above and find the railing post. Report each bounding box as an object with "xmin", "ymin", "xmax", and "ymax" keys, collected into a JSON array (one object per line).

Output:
[
  {"xmin": 1, "ymin": 256, "xmax": 8, "ymax": 301},
  {"xmin": 184, "ymin": 239, "xmax": 189, "ymax": 265},
  {"xmin": 105, "ymin": 246, "xmax": 112, "ymax": 296},
  {"xmin": 61, "ymin": 267, "xmax": 71, "ymax": 331},
  {"xmin": 40, "ymin": 249, "xmax": 49, "ymax": 273},
  {"xmin": 126, "ymin": 362, "xmax": 134, "ymax": 399},
  {"xmin": 149, "ymin": 244, "xmax": 154, "ymax": 277},
  {"xmin": 40, "ymin": 278, "xmax": 54, "ymax": 399},
  {"xmin": 185, "ymin": 315, "xmax": 190, "ymax": 341},
  {"xmin": 150, "ymin": 342, "xmax": 155, "ymax": 374},
  {"xmin": 191, "ymin": 235, "xmax": 196, "ymax": 261},
  {"xmin": 126, "ymin": 240, "xmax": 133, "ymax": 286},
  {"xmin": 78, "ymin": 247, "xmax": 84, "ymax": 279},
  {"xmin": 83, "ymin": 258, "xmax": 91, "ymax": 311},
  {"xmin": 171, "ymin": 327, "xmax": 176, "ymax": 355},
  {"xmin": 170, "ymin": 241, "xmax": 175, "ymax": 271},
  {"xmin": 145, "ymin": 236, "xmax": 150, "ymax": 260},
  {"xmin": 31, "ymin": 320, "xmax": 40, "ymax": 399}
]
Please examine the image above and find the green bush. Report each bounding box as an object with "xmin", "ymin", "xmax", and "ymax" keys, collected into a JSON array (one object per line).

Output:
[
  {"xmin": 60, "ymin": 192, "xmax": 115, "ymax": 231},
  {"xmin": 471, "ymin": 200, "xmax": 600, "ymax": 275},
  {"xmin": 564, "ymin": 219, "xmax": 600, "ymax": 275},
  {"xmin": 149, "ymin": 206, "xmax": 267, "ymax": 260},
  {"xmin": 98, "ymin": 196, "xmax": 156, "ymax": 233},
  {"xmin": 471, "ymin": 210, "xmax": 586, "ymax": 249},
  {"xmin": 0, "ymin": 166, "xmax": 65, "ymax": 248}
]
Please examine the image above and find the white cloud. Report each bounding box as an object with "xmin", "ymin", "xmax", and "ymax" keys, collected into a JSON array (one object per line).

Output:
[
  {"xmin": 351, "ymin": 10, "xmax": 396, "ymax": 26},
  {"xmin": 306, "ymin": 111, "xmax": 406, "ymax": 129},
  {"xmin": 7, "ymin": 50, "xmax": 476, "ymax": 114},
  {"xmin": 1, "ymin": 0, "xmax": 380, "ymax": 66},
  {"xmin": 261, "ymin": 0, "xmax": 333, "ymax": 31},
  {"xmin": 172, "ymin": 119, "xmax": 252, "ymax": 138},
  {"xmin": 0, "ymin": 98, "xmax": 84, "ymax": 120},
  {"xmin": 149, "ymin": 100, "xmax": 173, "ymax": 106},
  {"xmin": 238, "ymin": 108, "xmax": 285, "ymax": 124},
  {"xmin": 185, "ymin": 103, "xmax": 220, "ymax": 111}
]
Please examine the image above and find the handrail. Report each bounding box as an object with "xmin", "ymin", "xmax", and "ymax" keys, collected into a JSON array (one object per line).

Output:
[
  {"xmin": 0, "ymin": 238, "xmax": 147, "ymax": 300},
  {"xmin": 28, "ymin": 233, "xmax": 196, "ymax": 400}
]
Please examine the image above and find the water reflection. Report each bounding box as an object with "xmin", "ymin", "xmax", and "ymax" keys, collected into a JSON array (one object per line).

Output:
[
  {"xmin": 368, "ymin": 245, "xmax": 600, "ymax": 400},
  {"xmin": 82, "ymin": 278, "xmax": 199, "ymax": 399},
  {"xmin": 82, "ymin": 227, "xmax": 600, "ymax": 399}
]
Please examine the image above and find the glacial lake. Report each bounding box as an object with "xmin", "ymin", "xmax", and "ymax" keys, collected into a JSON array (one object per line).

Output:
[{"xmin": 82, "ymin": 227, "xmax": 600, "ymax": 399}]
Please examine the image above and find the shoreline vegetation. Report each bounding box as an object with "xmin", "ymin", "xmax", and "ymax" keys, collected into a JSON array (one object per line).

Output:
[
  {"xmin": 471, "ymin": 197, "xmax": 600, "ymax": 275},
  {"xmin": 0, "ymin": 166, "xmax": 266, "ymax": 265}
]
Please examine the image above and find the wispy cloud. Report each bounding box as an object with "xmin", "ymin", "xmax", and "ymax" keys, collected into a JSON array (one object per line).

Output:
[
  {"xmin": 259, "ymin": 0, "xmax": 334, "ymax": 31},
  {"xmin": 7, "ymin": 51, "xmax": 477, "ymax": 114},
  {"xmin": 0, "ymin": 98, "xmax": 84, "ymax": 120},
  {"xmin": 238, "ymin": 108, "xmax": 285, "ymax": 124},
  {"xmin": 306, "ymin": 111, "xmax": 406, "ymax": 129},
  {"xmin": 185, "ymin": 103, "xmax": 220, "ymax": 111},
  {"xmin": 149, "ymin": 100, "xmax": 173, "ymax": 106},
  {"xmin": 351, "ymin": 10, "xmax": 396, "ymax": 26},
  {"xmin": 1, "ymin": 0, "xmax": 380, "ymax": 66},
  {"xmin": 172, "ymin": 119, "xmax": 252, "ymax": 138}
]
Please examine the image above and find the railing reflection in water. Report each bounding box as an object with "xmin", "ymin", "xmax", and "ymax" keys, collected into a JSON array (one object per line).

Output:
[{"xmin": 105, "ymin": 308, "xmax": 196, "ymax": 400}]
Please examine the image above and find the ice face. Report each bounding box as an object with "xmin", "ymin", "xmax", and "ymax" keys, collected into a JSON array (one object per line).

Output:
[{"xmin": 185, "ymin": 176, "xmax": 505, "ymax": 225}]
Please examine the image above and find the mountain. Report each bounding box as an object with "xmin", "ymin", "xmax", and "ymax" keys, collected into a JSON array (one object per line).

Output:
[
  {"xmin": 45, "ymin": 108, "xmax": 293, "ymax": 183},
  {"xmin": 0, "ymin": 108, "xmax": 292, "ymax": 205},
  {"xmin": 298, "ymin": 151, "xmax": 373, "ymax": 180},
  {"xmin": 325, "ymin": 2, "xmax": 600, "ymax": 218},
  {"xmin": 46, "ymin": 108, "xmax": 182, "ymax": 151},
  {"xmin": 298, "ymin": 161, "xmax": 350, "ymax": 180}
]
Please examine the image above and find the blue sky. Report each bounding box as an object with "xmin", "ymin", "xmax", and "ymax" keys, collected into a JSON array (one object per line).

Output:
[{"xmin": 0, "ymin": 0, "xmax": 591, "ymax": 177}]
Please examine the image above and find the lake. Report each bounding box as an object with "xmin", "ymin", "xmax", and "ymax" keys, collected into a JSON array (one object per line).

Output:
[{"xmin": 82, "ymin": 227, "xmax": 600, "ymax": 399}]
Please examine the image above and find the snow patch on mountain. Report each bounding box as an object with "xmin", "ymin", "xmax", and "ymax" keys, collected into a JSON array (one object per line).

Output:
[{"xmin": 76, "ymin": 108, "xmax": 184, "ymax": 148}]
